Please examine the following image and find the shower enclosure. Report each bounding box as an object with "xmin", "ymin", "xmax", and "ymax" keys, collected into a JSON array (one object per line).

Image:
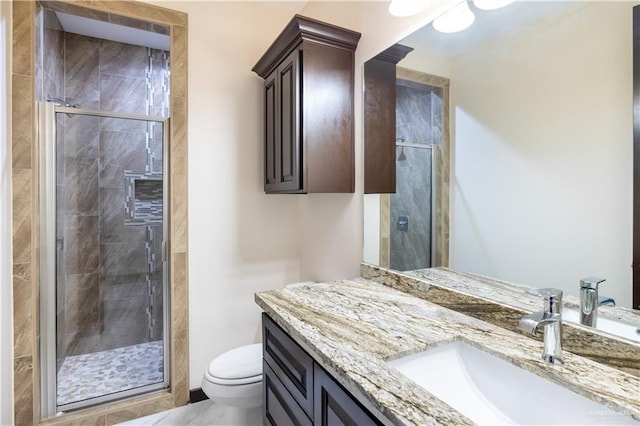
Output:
[
  {"xmin": 33, "ymin": 2, "xmax": 173, "ymax": 415},
  {"xmin": 38, "ymin": 102, "xmax": 170, "ymax": 413}
]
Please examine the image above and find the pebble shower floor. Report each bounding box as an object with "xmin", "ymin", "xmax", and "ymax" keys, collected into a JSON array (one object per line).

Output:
[{"xmin": 57, "ymin": 341, "xmax": 164, "ymax": 406}]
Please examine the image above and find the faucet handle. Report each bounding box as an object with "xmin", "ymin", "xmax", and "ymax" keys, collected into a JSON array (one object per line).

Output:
[
  {"xmin": 580, "ymin": 277, "xmax": 605, "ymax": 290},
  {"xmin": 527, "ymin": 288, "xmax": 563, "ymax": 315},
  {"xmin": 527, "ymin": 288, "xmax": 563, "ymax": 302}
]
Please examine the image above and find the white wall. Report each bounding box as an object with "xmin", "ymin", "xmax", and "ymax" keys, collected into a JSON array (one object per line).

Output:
[
  {"xmin": 0, "ymin": 0, "xmax": 13, "ymax": 423},
  {"xmin": 150, "ymin": 0, "xmax": 458, "ymax": 388},
  {"xmin": 450, "ymin": 2, "xmax": 633, "ymax": 306}
]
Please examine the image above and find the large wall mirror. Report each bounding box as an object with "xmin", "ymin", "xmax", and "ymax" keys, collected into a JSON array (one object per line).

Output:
[{"xmin": 363, "ymin": 1, "xmax": 637, "ymax": 310}]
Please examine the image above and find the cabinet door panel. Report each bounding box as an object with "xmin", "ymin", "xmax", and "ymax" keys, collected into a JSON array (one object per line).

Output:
[
  {"xmin": 263, "ymin": 314, "xmax": 314, "ymax": 418},
  {"xmin": 278, "ymin": 49, "xmax": 301, "ymax": 191},
  {"xmin": 314, "ymin": 364, "xmax": 380, "ymax": 426},
  {"xmin": 264, "ymin": 361, "xmax": 312, "ymax": 426},
  {"xmin": 264, "ymin": 71, "xmax": 278, "ymax": 188}
]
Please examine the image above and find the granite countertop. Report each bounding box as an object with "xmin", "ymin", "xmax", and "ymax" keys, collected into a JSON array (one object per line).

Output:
[{"xmin": 255, "ymin": 278, "xmax": 640, "ymax": 425}]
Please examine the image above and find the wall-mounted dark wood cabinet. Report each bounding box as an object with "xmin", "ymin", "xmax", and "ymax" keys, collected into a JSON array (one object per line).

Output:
[
  {"xmin": 262, "ymin": 314, "xmax": 381, "ymax": 425},
  {"xmin": 253, "ymin": 15, "xmax": 361, "ymax": 194}
]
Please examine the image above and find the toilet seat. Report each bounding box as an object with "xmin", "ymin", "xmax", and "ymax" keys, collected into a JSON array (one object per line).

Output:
[
  {"xmin": 205, "ymin": 373, "xmax": 262, "ymax": 386},
  {"xmin": 205, "ymin": 343, "xmax": 263, "ymax": 386}
]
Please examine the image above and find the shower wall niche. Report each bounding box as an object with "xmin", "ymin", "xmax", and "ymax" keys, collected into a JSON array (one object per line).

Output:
[{"xmin": 35, "ymin": 5, "xmax": 170, "ymax": 369}]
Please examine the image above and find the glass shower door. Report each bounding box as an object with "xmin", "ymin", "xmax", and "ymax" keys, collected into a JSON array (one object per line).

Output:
[{"xmin": 39, "ymin": 102, "xmax": 170, "ymax": 414}]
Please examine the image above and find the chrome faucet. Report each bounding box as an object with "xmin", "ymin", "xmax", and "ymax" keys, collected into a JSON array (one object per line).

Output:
[
  {"xmin": 580, "ymin": 277, "xmax": 615, "ymax": 328},
  {"xmin": 518, "ymin": 288, "xmax": 564, "ymax": 364}
]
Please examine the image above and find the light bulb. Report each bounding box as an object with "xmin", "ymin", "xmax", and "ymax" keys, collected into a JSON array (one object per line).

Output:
[
  {"xmin": 389, "ymin": 0, "xmax": 430, "ymax": 17},
  {"xmin": 433, "ymin": 0, "xmax": 475, "ymax": 33}
]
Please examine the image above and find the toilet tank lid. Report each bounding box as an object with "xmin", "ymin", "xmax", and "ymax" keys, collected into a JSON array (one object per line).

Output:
[{"xmin": 207, "ymin": 343, "xmax": 263, "ymax": 380}]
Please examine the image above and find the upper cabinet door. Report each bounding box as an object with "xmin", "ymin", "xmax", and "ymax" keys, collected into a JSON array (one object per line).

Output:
[
  {"xmin": 252, "ymin": 15, "xmax": 361, "ymax": 194},
  {"xmin": 264, "ymin": 70, "xmax": 279, "ymax": 190},
  {"xmin": 277, "ymin": 49, "xmax": 301, "ymax": 192}
]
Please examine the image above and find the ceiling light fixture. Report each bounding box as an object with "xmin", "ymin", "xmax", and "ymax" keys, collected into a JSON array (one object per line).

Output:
[
  {"xmin": 388, "ymin": 0, "xmax": 431, "ymax": 17},
  {"xmin": 433, "ymin": 0, "xmax": 475, "ymax": 33},
  {"xmin": 473, "ymin": 0, "xmax": 514, "ymax": 10}
]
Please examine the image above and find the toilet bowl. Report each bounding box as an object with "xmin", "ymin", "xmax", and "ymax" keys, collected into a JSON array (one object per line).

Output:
[
  {"xmin": 202, "ymin": 343, "xmax": 263, "ymax": 408},
  {"xmin": 202, "ymin": 281, "xmax": 317, "ymax": 410}
]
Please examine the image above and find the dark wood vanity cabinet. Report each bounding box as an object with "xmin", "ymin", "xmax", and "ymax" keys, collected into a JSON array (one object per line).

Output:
[
  {"xmin": 252, "ymin": 15, "xmax": 361, "ymax": 194},
  {"xmin": 262, "ymin": 314, "xmax": 381, "ymax": 426}
]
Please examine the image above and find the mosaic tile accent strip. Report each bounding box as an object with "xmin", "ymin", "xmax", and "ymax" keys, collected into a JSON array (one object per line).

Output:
[
  {"xmin": 57, "ymin": 341, "xmax": 164, "ymax": 407},
  {"xmin": 146, "ymin": 48, "xmax": 168, "ymax": 174}
]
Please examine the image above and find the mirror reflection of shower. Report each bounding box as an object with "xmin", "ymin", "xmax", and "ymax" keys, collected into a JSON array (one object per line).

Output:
[
  {"xmin": 36, "ymin": 1, "xmax": 171, "ymax": 417},
  {"xmin": 383, "ymin": 78, "xmax": 443, "ymax": 271}
]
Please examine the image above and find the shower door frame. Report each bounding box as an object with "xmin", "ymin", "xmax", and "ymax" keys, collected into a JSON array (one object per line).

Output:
[{"xmin": 38, "ymin": 102, "xmax": 171, "ymax": 416}]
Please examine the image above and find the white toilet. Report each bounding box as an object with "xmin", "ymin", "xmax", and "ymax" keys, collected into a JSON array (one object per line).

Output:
[
  {"xmin": 202, "ymin": 282, "xmax": 316, "ymax": 412},
  {"xmin": 202, "ymin": 342, "xmax": 263, "ymax": 409}
]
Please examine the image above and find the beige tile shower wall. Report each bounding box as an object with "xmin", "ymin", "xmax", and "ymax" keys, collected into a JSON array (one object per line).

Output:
[
  {"xmin": 11, "ymin": 1, "xmax": 188, "ymax": 424},
  {"xmin": 12, "ymin": 1, "xmax": 37, "ymax": 424}
]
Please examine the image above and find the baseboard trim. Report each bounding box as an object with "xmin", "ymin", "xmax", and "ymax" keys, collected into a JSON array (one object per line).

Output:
[{"xmin": 189, "ymin": 388, "xmax": 208, "ymax": 403}]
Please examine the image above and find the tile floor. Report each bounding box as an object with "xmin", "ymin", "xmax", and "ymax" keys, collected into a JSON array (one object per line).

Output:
[
  {"xmin": 117, "ymin": 400, "xmax": 262, "ymax": 425},
  {"xmin": 57, "ymin": 341, "xmax": 164, "ymax": 406}
]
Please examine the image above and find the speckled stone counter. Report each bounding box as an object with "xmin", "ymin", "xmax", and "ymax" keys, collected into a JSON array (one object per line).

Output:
[
  {"xmin": 255, "ymin": 279, "xmax": 640, "ymax": 425},
  {"xmin": 362, "ymin": 264, "xmax": 640, "ymax": 376}
]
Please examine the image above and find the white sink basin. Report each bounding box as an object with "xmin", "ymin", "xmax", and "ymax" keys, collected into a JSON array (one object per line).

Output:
[
  {"xmin": 388, "ymin": 341, "xmax": 636, "ymax": 425},
  {"xmin": 562, "ymin": 308, "xmax": 640, "ymax": 343}
]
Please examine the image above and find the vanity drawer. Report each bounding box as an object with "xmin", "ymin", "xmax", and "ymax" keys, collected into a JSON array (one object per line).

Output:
[
  {"xmin": 262, "ymin": 313, "xmax": 314, "ymax": 418},
  {"xmin": 264, "ymin": 361, "xmax": 312, "ymax": 426},
  {"xmin": 314, "ymin": 363, "xmax": 381, "ymax": 426}
]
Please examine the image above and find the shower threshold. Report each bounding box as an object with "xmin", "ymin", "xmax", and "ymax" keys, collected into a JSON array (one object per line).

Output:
[{"xmin": 57, "ymin": 341, "xmax": 164, "ymax": 408}]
